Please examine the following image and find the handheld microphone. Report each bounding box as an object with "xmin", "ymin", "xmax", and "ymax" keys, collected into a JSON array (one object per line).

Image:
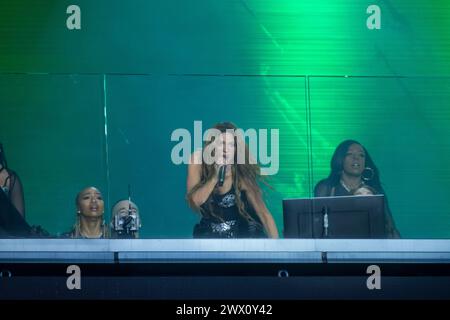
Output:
[
  {"xmin": 112, "ymin": 185, "xmax": 141, "ymax": 238},
  {"xmin": 218, "ymin": 165, "xmax": 226, "ymax": 187}
]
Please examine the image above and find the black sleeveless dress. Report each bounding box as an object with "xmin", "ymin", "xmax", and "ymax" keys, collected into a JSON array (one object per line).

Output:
[{"xmin": 193, "ymin": 186, "xmax": 266, "ymax": 238}]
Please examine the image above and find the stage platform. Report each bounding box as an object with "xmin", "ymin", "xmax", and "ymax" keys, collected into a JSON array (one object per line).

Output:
[{"xmin": 1, "ymin": 239, "xmax": 450, "ymax": 299}]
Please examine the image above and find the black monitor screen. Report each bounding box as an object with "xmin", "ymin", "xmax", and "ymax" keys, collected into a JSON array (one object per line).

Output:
[{"xmin": 283, "ymin": 195, "xmax": 385, "ymax": 239}]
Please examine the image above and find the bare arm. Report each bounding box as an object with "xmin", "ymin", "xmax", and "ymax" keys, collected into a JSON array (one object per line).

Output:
[
  {"xmin": 242, "ymin": 181, "xmax": 279, "ymax": 238},
  {"xmin": 186, "ymin": 151, "xmax": 218, "ymax": 211},
  {"xmin": 314, "ymin": 180, "xmax": 331, "ymax": 197}
]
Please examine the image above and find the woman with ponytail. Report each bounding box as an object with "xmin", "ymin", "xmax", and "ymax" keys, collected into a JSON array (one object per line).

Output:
[{"xmin": 0, "ymin": 143, "xmax": 25, "ymax": 217}]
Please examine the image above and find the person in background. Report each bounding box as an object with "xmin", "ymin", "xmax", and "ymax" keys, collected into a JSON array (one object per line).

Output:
[
  {"xmin": 110, "ymin": 199, "xmax": 141, "ymax": 239},
  {"xmin": 314, "ymin": 139, "xmax": 400, "ymax": 238}
]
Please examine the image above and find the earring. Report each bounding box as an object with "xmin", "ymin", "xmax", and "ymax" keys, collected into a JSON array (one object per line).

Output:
[{"xmin": 362, "ymin": 167, "xmax": 375, "ymax": 181}]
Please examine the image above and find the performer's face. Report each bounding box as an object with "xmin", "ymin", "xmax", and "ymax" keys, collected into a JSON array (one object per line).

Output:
[
  {"xmin": 77, "ymin": 187, "xmax": 104, "ymax": 218},
  {"xmin": 216, "ymin": 132, "xmax": 235, "ymax": 165},
  {"xmin": 342, "ymin": 143, "xmax": 366, "ymax": 177}
]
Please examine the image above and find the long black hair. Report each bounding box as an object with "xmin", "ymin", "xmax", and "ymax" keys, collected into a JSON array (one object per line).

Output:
[
  {"xmin": 0, "ymin": 143, "xmax": 8, "ymax": 170},
  {"xmin": 326, "ymin": 139, "xmax": 384, "ymax": 194}
]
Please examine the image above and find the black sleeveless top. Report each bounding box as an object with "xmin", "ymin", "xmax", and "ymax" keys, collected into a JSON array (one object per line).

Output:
[{"xmin": 194, "ymin": 186, "xmax": 266, "ymax": 238}]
